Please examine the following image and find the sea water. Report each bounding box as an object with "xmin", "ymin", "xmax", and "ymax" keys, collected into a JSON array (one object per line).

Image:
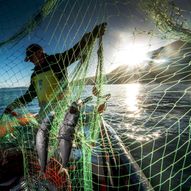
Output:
[{"xmin": 0, "ymin": 83, "xmax": 191, "ymax": 190}]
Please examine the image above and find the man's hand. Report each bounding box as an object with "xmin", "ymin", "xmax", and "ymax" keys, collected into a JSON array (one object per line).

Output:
[
  {"xmin": 3, "ymin": 107, "xmax": 17, "ymax": 116},
  {"xmin": 93, "ymin": 23, "xmax": 107, "ymax": 37},
  {"xmin": 3, "ymin": 107, "xmax": 12, "ymax": 114}
]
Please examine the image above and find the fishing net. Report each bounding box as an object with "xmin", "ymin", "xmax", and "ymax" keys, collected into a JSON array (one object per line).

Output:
[{"xmin": 0, "ymin": 0, "xmax": 191, "ymax": 191}]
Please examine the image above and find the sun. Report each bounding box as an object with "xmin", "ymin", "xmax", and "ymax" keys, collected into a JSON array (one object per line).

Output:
[{"xmin": 114, "ymin": 43, "xmax": 149, "ymax": 68}]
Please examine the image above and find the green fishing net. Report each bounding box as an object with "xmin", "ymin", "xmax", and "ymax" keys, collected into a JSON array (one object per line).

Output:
[{"xmin": 0, "ymin": 0, "xmax": 191, "ymax": 191}]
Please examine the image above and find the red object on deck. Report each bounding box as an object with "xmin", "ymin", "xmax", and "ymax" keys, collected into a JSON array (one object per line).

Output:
[{"xmin": 29, "ymin": 155, "xmax": 72, "ymax": 191}]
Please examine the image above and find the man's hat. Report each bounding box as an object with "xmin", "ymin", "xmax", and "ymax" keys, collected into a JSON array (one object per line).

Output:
[{"xmin": 25, "ymin": 44, "xmax": 43, "ymax": 62}]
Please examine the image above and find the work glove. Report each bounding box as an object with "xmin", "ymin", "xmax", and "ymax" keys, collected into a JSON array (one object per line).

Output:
[{"xmin": 93, "ymin": 22, "xmax": 107, "ymax": 38}]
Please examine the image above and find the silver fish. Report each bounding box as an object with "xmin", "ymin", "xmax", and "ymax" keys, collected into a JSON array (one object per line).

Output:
[
  {"xmin": 58, "ymin": 97, "xmax": 92, "ymax": 167},
  {"xmin": 36, "ymin": 112, "xmax": 54, "ymax": 172},
  {"xmin": 58, "ymin": 102, "xmax": 80, "ymax": 167}
]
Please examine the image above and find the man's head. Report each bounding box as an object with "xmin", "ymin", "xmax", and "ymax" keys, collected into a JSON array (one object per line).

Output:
[{"xmin": 25, "ymin": 44, "xmax": 45, "ymax": 65}]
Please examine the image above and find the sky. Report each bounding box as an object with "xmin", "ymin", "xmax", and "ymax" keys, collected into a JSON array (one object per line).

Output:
[{"xmin": 0, "ymin": 0, "xmax": 191, "ymax": 87}]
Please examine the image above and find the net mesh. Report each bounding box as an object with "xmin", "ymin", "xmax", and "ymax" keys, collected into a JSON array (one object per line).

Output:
[{"xmin": 0, "ymin": 0, "xmax": 191, "ymax": 191}]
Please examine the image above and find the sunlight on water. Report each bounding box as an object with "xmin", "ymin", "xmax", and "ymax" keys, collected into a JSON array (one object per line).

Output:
[
  {"xmin": 125, "ymin": 83, "xmax": 141, "ymax": 113},
  {"xmin": 121, "ymin": 83, "xmax": 163, "ymax": 142}
]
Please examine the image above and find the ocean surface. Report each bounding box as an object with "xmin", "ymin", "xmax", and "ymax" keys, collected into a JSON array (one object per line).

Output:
[{"xmin": 0, "ymin": 83, "xmax": 191, "ymax": 191}]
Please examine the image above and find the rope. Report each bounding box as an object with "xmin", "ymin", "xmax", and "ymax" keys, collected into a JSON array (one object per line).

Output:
[{"xmin": 94, "ymin": 36, "xmax": 104, "ymax": 97}]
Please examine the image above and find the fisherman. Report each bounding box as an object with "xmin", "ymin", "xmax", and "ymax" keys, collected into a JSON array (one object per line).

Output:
[{"xmin": 3, "ymin": 23, "xmax": 107, "ymax": 119}]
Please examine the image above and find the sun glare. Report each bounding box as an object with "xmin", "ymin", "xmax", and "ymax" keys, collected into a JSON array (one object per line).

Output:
[
  {"xmin": 114, "ymin": 43, "xmax": 149, "ymax": 68},
  {"xmin": 125, "ymin": 83, "xmax": 141, "ymax": 113}
]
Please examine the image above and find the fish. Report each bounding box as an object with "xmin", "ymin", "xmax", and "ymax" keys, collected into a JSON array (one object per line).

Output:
[
  {"xmin": 58, "ymin": 96, "xmax": 93, "ymax": 167},
  {"xmin": 36, "ymin": 112, "xmax": 54, "ymax": 172},
  {"xmin": 58, "ymin": 102, "xmax": 80, "ymax": 167}
]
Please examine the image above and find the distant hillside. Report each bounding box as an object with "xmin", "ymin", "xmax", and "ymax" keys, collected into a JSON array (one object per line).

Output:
[
  {"xmin": 0, "ymin": 87, "xmax": 27, "ymax": 90},
  {"xmin": 86, "ymin": 40, "xmax": 191, "ymax": 84},
  {"xmin": 144, "ymin": 40, "xmax": 191, "ymax": 83}
]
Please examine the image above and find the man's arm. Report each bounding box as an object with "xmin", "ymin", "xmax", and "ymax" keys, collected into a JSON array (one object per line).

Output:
[
  {"xmin": 55, "ymin": 23, "xmax": 107, "ymax": 68},
  {"xmin": 3, "ymin": 82, "xmax": 37, "ymax": 114}
]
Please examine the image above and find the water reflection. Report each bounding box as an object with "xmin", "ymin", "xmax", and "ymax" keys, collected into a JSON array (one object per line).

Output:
[
  {"xmin": 125, "ymin": 83, "xmax": 141, "ymax": 115},
  {"xmin": 123, "ymin": 84, "xmax": 163, "ymax": 141}
]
